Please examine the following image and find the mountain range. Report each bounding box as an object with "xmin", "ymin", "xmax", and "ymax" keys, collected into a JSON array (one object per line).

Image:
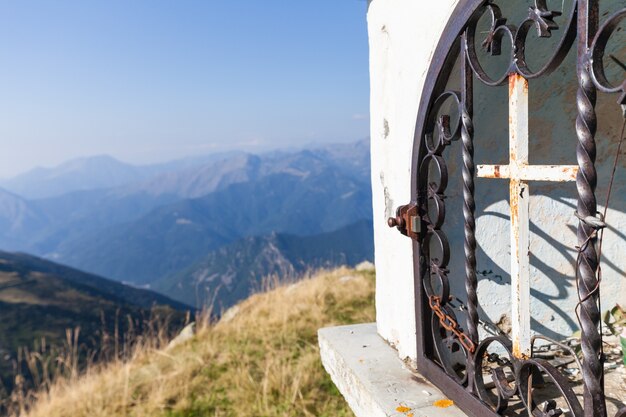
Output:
[
  {"xmin": 0, "ymin": 140, "xmax": 373, "ymax": 307},
  {"xmin": 0, "ymin": 152, "xmax": 246, "ymax": 200},
  {"xmin": 155, "ymin": 219, "xmax": 373, "ymax": 310}
]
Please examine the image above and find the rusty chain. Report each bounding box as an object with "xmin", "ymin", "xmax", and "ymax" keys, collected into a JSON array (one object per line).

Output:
[{"xmin": 428, "ymin": 295, "xmax": 476, "ymax": 354}]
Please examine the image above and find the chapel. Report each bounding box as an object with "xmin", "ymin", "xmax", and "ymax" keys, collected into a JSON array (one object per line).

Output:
[{"xmin": 320, "ymin": 1, "xmax": 626, "ymax": 416}]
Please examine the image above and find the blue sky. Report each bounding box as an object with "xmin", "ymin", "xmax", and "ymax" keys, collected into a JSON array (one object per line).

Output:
[{"xmin": 0, "ymin": 1, "xmax": 369, "ymax": 178}]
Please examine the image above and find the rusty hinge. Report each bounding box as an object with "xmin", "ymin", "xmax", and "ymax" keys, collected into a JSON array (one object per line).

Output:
[{"xmin": 387, "ymin": 203, "xmax": 421, "ymax": 240}]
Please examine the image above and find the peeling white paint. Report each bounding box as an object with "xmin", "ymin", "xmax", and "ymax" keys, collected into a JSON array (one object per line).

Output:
[
  {"xmin": 369, "ymin": 0, "xmax": 461, "ymax": 363},
  {"xmin": 369, "ymin": 0, "xmax": 626, "ymax": 363}
]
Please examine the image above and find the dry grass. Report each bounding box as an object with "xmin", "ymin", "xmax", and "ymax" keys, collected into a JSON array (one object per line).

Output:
[
  {"xmin": 5, "ymin": 308, "xmax": 187, "ymax": 416},
  {"xmin": 18, "ymin": 267, "xmax": 375, "ymax": 417}
]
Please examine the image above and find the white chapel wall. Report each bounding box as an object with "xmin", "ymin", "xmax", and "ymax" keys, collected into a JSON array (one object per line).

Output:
[
  {"xmin": 368, "ymin": 0, "xmax": 461, "ymax": 363},
  {"xmin": 369, "ymin": 0, "xmax": 626, "ymax": 363}
]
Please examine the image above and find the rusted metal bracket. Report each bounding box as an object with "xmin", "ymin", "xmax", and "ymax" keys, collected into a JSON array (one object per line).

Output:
[{"xmin": 387, "ymin": 203, "xmax": 421, "ymax": 240}]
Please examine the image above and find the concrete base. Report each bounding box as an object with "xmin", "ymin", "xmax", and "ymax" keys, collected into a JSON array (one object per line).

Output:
[{"xmin": 319, "ymin": 323, "xmax": 466, "ymax": 417}]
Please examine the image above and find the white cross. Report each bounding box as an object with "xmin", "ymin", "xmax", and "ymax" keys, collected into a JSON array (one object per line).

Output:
[{"xmin": 476, "ymin": 74, "xmax": 578, "ymax": 359}]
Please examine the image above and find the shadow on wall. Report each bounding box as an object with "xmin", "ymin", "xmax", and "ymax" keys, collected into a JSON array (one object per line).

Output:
[{"xmin": 428, "ymin": 6, "xmax": 626, "ymax": 341}]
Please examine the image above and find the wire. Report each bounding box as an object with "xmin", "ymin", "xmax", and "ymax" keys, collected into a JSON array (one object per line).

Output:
[{"xmin": 574, "ymin": 115, "xmax": 626, "ymax": 357}]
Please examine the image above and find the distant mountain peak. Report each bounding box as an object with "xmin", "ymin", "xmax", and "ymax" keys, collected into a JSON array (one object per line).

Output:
[{"xmin": 0, "ymin": 155, "xmax": 146, "ymax": 199}]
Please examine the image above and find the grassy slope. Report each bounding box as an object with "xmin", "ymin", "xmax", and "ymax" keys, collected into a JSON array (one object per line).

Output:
[
  {"xmin": 21, "ymin": 267, "xmax": 375, "ymax": 417},
  {"xmin": 0, "ymin": 252, "xmax": 190, "ymax": 393}
]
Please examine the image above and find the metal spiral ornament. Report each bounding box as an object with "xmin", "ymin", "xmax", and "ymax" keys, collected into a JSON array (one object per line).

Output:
[
  {"xmin": 575, "ymin": 61, "xmax": 606, "ymax": 417},
  {"xmin": 461, "ymin": 49, "xmax": 479, "ymax": 347},
  {"xmin": 392, "ymin": 1, "xmax": 626, "ymax": 416}
]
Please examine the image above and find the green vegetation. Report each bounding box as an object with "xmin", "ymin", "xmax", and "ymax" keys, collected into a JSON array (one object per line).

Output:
[
  {"xmin": 0, "ymin": 252, "xmax": 191, "ymax": 399},
  {"xmin": 603, "ymin": 305, "xmax": 626, "ymax": 366},
  {"xmin": 18, "ymin": 267, "xmax": 375, "ymax": 417}
]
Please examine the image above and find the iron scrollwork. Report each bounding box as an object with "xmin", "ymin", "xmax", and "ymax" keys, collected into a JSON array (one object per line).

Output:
[
  {"xmin": 465, "ymin": 0, "xmax": 577, "ymax": 86},
  {"xmin": 388, "ymin": 1, "xmax": 626, "ymax": 416},
  {"xmin": 589, "ymin": 8, "xmax": 626, "ymax": 100}
]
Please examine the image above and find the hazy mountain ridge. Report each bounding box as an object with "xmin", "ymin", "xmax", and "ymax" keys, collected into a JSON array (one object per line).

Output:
[
  {"xmin": 0, "ymin": 141, "xmax": 372, "ymax": 313},
  {"xmin": 0, "ymin": 189, "xmax": 49, "ymax": 251},
  {"xmin": 0, "ymin": 151, "xmax": 249, "ymax": 201},
  {"xmin": 0, "ymin": 155, "xmax": 151, "ymax": 200},
  {"xmin": 53, "ymin": 166, "xmax": 372, "ymax": 285},
  {"xmin": 154, "ymin": 219, "xmax": 374, "ymax": 310},
  {"xmin": 0, "ymin": 140, "xmax": 368, "ymax": 202},
  {"xmin": 21, "ymin": 153, "xmax": 264, "ymax": 255},
  {"xmin": 0, "ymin": 141, "xmax": 370, "ymax": 258},
  {"xmin": 28, "ymin": 189, "xmax": 182, "ymax": 256},
  {"xmin": 0, "ymin": 141, "xmax": 371, "ymax": 282},
  {"xmin": 119, "ymin": 152, "xmax": 260, "ymax": 199}
]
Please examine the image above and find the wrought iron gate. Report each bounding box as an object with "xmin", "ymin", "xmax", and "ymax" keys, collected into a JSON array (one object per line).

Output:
[{"xmin": 387, "ymin": 1, "xmax": 626, "ymax": 416}]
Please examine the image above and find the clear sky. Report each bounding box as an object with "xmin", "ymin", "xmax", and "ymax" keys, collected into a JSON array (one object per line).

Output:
[{"xmin": 0, "ymin": 0, "xmax": 370, "ymax": 178}]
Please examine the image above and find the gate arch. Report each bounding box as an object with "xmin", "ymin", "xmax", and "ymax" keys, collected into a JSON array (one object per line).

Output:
[{"xmin": 388, "ymin": 1, "xmax": 626, "ymax": 416}]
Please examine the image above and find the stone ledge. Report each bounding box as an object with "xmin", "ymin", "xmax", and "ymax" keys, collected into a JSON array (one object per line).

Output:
[{"xmin": 319, "ymin": 323, "xmax": 466, "ymax": 417}]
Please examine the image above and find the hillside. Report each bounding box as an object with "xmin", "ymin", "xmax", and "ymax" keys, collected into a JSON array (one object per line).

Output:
[
  {"xmin": 16, "ymin": 267, "xmax": 375, "ymax": 417},
  {"xmin": 0, "ymin": 252, "xmax": 192, "ymax": 394},
  {"xmin": 155, "ymin": 219, "xmax": 374, "ymax": 309},
  {"xmin": 0, "ymin": 190, "xmax": 48, "ymax": 251}
]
